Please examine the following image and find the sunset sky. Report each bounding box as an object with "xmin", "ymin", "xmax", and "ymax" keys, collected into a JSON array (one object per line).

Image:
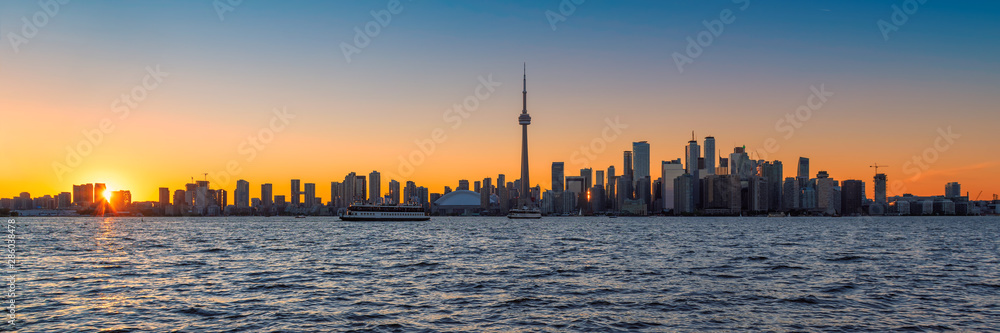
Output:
[{"xmin": 2, "ymin": 0, "xmax": 999, "ymax": 202}]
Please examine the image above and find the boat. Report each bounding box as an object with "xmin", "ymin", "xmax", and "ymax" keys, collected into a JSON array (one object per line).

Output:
[
  {"xmin": 507, "ymin": 206, "xmax": 542, "ymax": 219},
  {"xmin": 340, "ymin": 204, "xmax": 430, "ymax": 221},
  {"xmin": 295, "ymin": 215, "xmax": 306, "ymax": 218}
]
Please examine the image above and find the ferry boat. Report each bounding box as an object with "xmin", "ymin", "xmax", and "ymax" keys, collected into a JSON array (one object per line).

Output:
[
  {"xmin": 507, "ymin": 206, "xmax": 542, "ymax": 219},
  {"xmin": 340, "ymin": 204, "xmax": 430, "ymax": 221}
]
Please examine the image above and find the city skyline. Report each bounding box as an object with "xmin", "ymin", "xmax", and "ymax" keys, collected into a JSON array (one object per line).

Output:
[{"xmin": 3, "ymin": 1, "xmax": 999, "ymax": 202}]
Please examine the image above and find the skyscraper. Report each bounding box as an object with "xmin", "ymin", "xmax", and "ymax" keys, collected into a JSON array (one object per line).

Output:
[
  {"xmin": 841, "ymin": 180, "xmax": 865, "ymax": 216},
  {"xmin": 389, "ymin": 179, "xmax": 400, "ymax": 205},
  {"xmin": 661, "ymin": 159, "xmax": 684, "ymax": 213},
  {"xmin": 552, "ymin": 162, "xmax": 564, "ymax": 192},
  {"xmin": 158, "ymin": 187, "xmax": 170, "ymax": 207},
  {"xmin": 633, "ymin": 141, "xmax": 650, "ymax": 207},
  {"xmin": 304, "ymin": 183, "xmax": 316, "ymax": 208},
  {"xmin": 235, "ymin": 179, "xmax": 250, "ymax": 208},
  {"xmin": 261, "ymin": 183, "xmax": 273, "ymax": 207},
  {"xmin": 622, "ymin": 151, "xmax": 634, "ymax": 200},
  {"xmin": 945, "ymin": 182, "xmax": 961, "ymax": 198},
  {"xmin": 369, "ymin": 171, "xmax": 381, "ymax": 204},
  {"xmin": 95, "ymin": 183, "xmax": 107, "ymax": 203},
  {"xmin": 517, "ymin": 64, "xmax": 534, "ymax": 209},
  {"xmin": 704, "ymin": 136, "xmax": 716, "ymax": 176},
  {"xmin": 580, "ymin": 168, "xmax": 593, "ymax": 191},
  {"xmin": 797, "ymin": 157, "xmax": 810, "ymax": 180},
  {"xmin": 595, "ymin": 170, "xmax": 604, "ymax": 187},
  {"xmin": 686, "ymin": 139, "xmax": 700, "ymax": 208},
  {"xmin": 291, "ymin": 179, "xmax": 301, "ymax": 206},
  {"xmin": 874, "ymin": 174, "xmax": 887, "ymax": 204}
]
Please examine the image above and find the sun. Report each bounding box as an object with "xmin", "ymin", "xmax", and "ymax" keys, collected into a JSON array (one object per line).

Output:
[{"xmin": 103, "ymin": 189, "xmax": 113, "ymax": 201}]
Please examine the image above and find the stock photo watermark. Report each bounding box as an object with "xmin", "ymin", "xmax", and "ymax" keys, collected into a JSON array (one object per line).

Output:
[
  {"xmin": 213, "ymin": 0, "xmax": 243, "ymax": 22},
  {"xmin": 672, "ymin": 0, "xmax": 750, "ymax": 73},
  {"xmin": 52, "ymin": 65, "xmax": 169, "ymax": 181},
  {"xmin": 877, "ymin": 0, "xmax": 928, "ymax": 41},
  {"xmin": 568, "ymin": 116, "xmax": 628, "ymax": 167},
  {"xmin": 209, "ymin": 107, "xmax": 295, "ymax": 188},
  {"xmin": 746, "ymin": 84, "xmax": 834, "ymax": 160},
  {"xmin": 4, "ymin": 219, "xmax": 15, "ymax": 327},
  {"xmin": 389, "ymin": 74, "xmax": 502, "ymax": 179},
  {"xmin": 6, "ymin": 0, "xmax": 70, "ymax": 53},
  {"xmin": 340, "ymin": 0, "xmax": 413, "ymax": 63},
  {"xmin": 545, "ymin": 0, "xmax": 585, "ymax": 31}
]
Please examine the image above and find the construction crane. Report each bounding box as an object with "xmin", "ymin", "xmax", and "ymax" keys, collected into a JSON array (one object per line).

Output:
[
  {"xmin": 870, "ymin": 163, "xmax": 888, "ymax": 175},
  {"xmin": 976, "ymin": 191, "xmax": 983, "ymax": 201}
]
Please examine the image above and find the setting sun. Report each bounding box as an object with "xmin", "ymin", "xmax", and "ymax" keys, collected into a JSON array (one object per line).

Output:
[{"xmin": 103, "ymin": 189, "xmax": 113, "ymax": 202}]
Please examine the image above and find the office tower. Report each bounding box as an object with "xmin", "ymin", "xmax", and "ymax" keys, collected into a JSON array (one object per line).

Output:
[
  {"xmin": 355, "ymin": 175, "xmax": 367, "ymax": 204},
  {"xmin": 874, "ymin": 174, "xmax": 887, "ymax": 204},
  {"xmin": 517, "ymin": 64, "xmax": 534, "ymax": 208},
  {"xmin": 551, "ymin": 162, "xmax": 565, "ymax": 193},
  {"xmin": 330, "ymin": 182, "xmax": 342, "ymax": 207},
  {"xmin": 606, "ymin": 166, "xmax": 616, "ymax": 211},
  {"xmin": 173, "ymin": 190, "xmax": 186, "ymax": 212},
  {"xmin": 841, "ymin": 180, "xmax": 865, "ymax": 215},
  {"xmin": 580, "ymin": 168, "xmax": 593, "ymax": 191},
  {"xmin": 945, "ymin": 182, "xmax": 961, "ymax": 198},
  {"xmin": 291, "ymin": 179, "xmax": 301, "ymax": 206},
  {"xmin": 782, "ymin": 177, "xmax": 800, "ymax": 210},
  {"xmin": 404, "ymin": 181, "xmax": 417, "ymax": 204},
  {"xmin": 704, "ymin": 137, "xmax": 716, "ymax": 176},
  {"xmin": 566, "ymin": 176, "xmax": 586, "ymax": 212},
  {"xmin": 632, "ymin": 141, "xmax": 650, "ymax": 207},
  {"xmin": 261, "ymin": 183, "xmax": 273, "ymax": 207},
  {"xmin": 797, "ymin": 157, "xmax": 809, "ymax": 179},
  {"xmin": 674, "ymin": 174, "xmax": 695, "ymax": 214},
  {"xmin": 623, "ymin": 151, "xmax": 634, "ymax": 179},
  {"xmin": 304, "ymin": 183, "xmax": 316, "ymax": 208},
  {"xmin": 389, "ymin": 180, "xmax": 400, "ymax": 205},
  {"xmin": 498, "ymin": 174, "xmax": 509, "ymax": 212},
  {"xmin": 759, "ymin": 161, "xmax": 783, "ymax": 211},
  {"xmin": 662, "ymin": 159, "xmax": 684, "ymax": 213},
  {"xmin": 235, "ymin": 179, "xmax": 250, "ymax": 208},
  {"xmin": 729, "ymin": 148, "xmax": 751, "ymax": 179},
  {"xmin": 686, "ymin": 139, "xmax": 700, "ymax": 208},
  {"xmin": 458, "ymin": 180, "xmax": 470, "ymax": 191},
  {"xmin": 368, "ymin": 171, "xmax": 381, "ymax": 204},
  {"xmin": 158, "ymin": 187, "xmax": 170, "ymax": 207},
  {"xmin": 95, "ymin": 183, "xmax": 107, "ymax": 203},
  {"xmin": 342, "ymin": 173, "xmax": 357, "ymax": 205},
  {"xmin": 815, "ymin": 171, "xmax": 834, "ymax": 211},
  {"xmin": 481, "ymin": 178, "xmax": 492, "ymax": 209},
  {"xmin": 595, "ymin": 170, "xmax": 605, "ymax": 187}
]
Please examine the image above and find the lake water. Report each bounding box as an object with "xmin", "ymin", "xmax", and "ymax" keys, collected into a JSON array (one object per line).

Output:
[{"xmin": 14, "ymin": 216, "xmax": 1000, "ymax": 332}]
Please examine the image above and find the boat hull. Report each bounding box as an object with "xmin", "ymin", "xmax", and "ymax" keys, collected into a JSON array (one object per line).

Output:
[{"xmin": 339, "ymin": 216, "xmax": 430, "ymax": 222}]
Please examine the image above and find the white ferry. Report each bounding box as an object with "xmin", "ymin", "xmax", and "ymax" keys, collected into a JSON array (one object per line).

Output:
[
  {"xmin": 340, "ymin": 204, "xmax": 430, "ymax": 221},
  {"xmin": 507, "ymin": 206, "xmax": 542, "ymax": 219}
]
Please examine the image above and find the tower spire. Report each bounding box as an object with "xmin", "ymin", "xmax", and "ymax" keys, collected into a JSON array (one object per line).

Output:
[{"xmin": 522, "ymin": 62, "xmax": 527, "ymax": 114}]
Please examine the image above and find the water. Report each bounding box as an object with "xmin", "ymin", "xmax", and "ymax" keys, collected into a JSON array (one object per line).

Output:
[{"xmin": 14, "ymin": 216, "xmax": 1000, "ymax": 332}]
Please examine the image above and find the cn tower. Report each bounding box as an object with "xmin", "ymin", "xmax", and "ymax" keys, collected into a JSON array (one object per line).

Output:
[{"xmin": 518, "ymin": 63, "xmax": 532, "ymax": 207}]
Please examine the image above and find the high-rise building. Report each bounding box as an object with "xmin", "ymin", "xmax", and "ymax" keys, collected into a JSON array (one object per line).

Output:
[
  {"xmin": 158, "ymin": 187, "xmax": 170, "ymax": 207},
  {"xmin": 874, "ymin": 174, "xmax": 887, "ymax": 204},
  {"xmin": 759, "ymin": 161, "xmax": 783, "ymax": 211},
  {"xmin": 304, "ymin": 183, "xmax": 316, "ymax": 208},
  {"xmin": 606, "ymin": 166, "xmax": 616, "ymax": 211},
  {"xmin": 235, "ymin": 179, "xmax": 250, "ymax": 208},
  {"xmin": 782, "ymin": 177, "xmax": 800, "ymax": 210},
  {"xmin": 552, "ymin": 162, "xmax": 564, "ymax": 193},
  {"xmin": 623, "ymin": 151, "xmax": 634, "ymax": 179},
  {"xmin": 330, "ymin": 182, "xmax": 342, "ymax": 207},
  {"xmin": 404, "ymin": 181, "xmax": 417, "ymax": 204},
  {"xmin": 291, "ymin": 179, "xmax": 301, "ymax": 206},
  {"xmin": 674, "ymin": 173, "xmax": 695, "ymax": 214},
  {"xmin": 945, "ymin": 182, "xmax": 961, "ymax": 198},
  {"xmin": 686, "ymin": 139, "xmax": 700, "ymax": 208},
  {"xmin": 661, "ymin": 159, "xmax": 684, "ymax": 213},
  {"xmin": 261, "ymin": 183, "xmax": 273, "ymax": 207},
  {"xmin": 815, "ymin": 171, "xmax": 834, "ymax": 211},
  {"xmin": 458, "ymin": 180, "xmax": 470, "ymax": 191},
  {"xmin": 797, "ymin": 157, "xmax": 810, "ymax": 180},
  {"xmin": 704, "ymin": 137, "xmax": 716, "ymax": 176},
  {"xmin": 342, "ymin": 173, "xmax": 357, "ymax": 205},
  {"xmin": 580, "ymin": 168, "xmax": 593, "ymax": 191},
  {"xmin": 841, "ymin": 180, "xmax": 865, "ymax": 216},
  {"xmin": 389, "ymin": 180, "xmax": 400, "ymax": 205},
  {"xmin": 595, "ymin": 170, "xmax": 604, "ymax": 187},
  {"xmin": 95, "ymin": 183, "xmax": 107, "ymax": 203},
  {"xmin": 369, "ymin": 171, "xmax": 381, "ymax": 204},
  {"xmin": 173, "ymin": 190, "xmax": 186, "ymax": 213},
  {"xmin": 355, "ymin": 175, "xmax": 367, "ymax": 204},
  {"xmin": 633, "ymin": 141, "xmax": 650, "ymax": 207}
]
